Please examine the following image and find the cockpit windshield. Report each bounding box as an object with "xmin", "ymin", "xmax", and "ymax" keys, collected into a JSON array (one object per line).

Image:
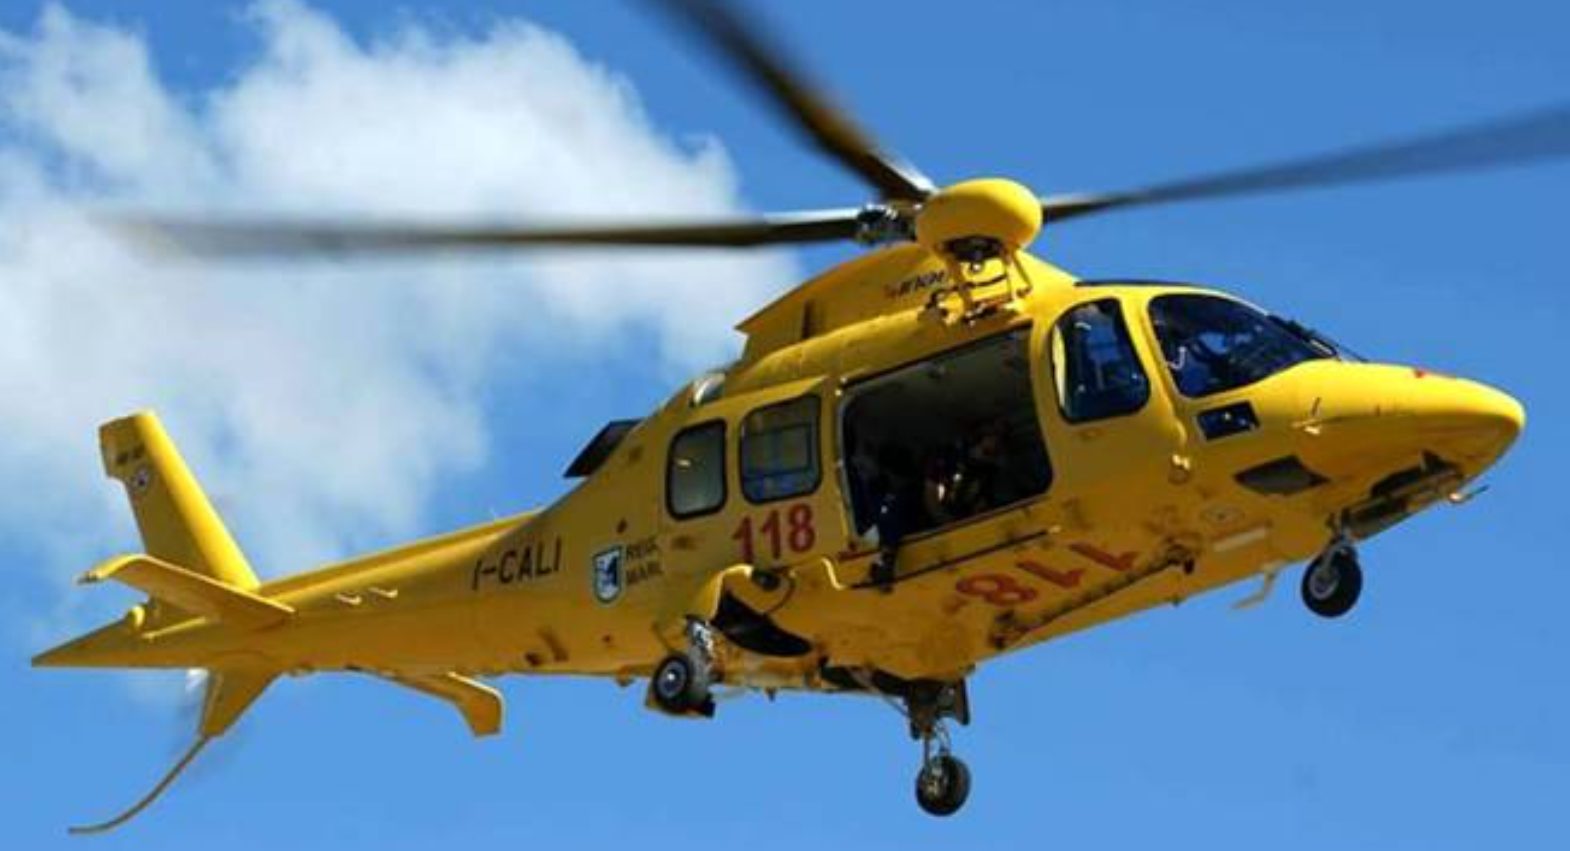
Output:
[{"xmin": 1149, "ymin": 294, "xmax": 1333, "ymax": 397}]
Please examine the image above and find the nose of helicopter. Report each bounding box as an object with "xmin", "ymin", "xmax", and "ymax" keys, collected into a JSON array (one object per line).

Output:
[
  {"xmin": 1425, "ymin": 375, "xmax": 1519, "ymax": 452},
  {"xmin": 1292, "ymin": 363, "xmax": 1524, "ymax": 485},
  {"xmin": 1397, "ymin": 369, "xmax": 1523, "ymax": 466}
]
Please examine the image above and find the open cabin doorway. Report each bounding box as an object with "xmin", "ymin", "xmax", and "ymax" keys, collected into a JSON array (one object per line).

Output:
[{"xmin": 840, "ymin": 328, "xmax": 1052, "ymax": 546}]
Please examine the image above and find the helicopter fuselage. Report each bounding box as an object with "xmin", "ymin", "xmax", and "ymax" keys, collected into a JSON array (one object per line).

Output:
[{"xmin": 65, "ymin": 245, "xmax": 1520, "ymax": 699}]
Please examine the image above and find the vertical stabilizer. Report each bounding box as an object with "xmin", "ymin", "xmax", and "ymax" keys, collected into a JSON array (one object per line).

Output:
[
  {"xmin": 99, "ymin": 411, "xmax": 258, "ymax": 590},
  {"xmin": 199, "ymin": 669, "xmax": 276, "ymax": 736}
]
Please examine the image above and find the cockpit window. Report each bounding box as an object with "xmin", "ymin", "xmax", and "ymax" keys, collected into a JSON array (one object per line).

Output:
[{"xmin": 1149, "ymin": 294, "xmax": 1330, "ymax": 398}]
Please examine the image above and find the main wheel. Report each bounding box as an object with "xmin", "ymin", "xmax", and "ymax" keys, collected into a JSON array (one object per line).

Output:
[
  {"xmin": 914, "ymin": 754, "xmax": 971, "ymax": 817},
  {"xmin": 1301, "ymin": 548, "xmax": 1362, "ymax": 618},
  {"xmin": 651, "ymin": 653, "xmax": 710, "ymax": 714}
]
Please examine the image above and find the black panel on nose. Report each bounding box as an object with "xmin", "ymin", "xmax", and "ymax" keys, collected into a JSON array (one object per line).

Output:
[{"xmin": 1235, "ymin": 455, "xmax": 1328, "ymax": 495}]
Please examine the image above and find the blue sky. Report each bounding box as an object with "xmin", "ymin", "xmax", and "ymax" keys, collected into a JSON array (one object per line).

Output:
[{"xmin": 4, "ymin": 1, "xmax": 1568, "ymax": 848}]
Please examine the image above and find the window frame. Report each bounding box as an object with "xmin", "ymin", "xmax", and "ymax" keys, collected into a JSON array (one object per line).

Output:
[
  {"xmin": 665, "ymin": 419, "xmax": 729, "ymax": 520},
  {"xmin": 739, "ymin": 394, "xmax": 823, "ymax": 506},
  {"xmin": 1050, "ymin": 297, "xmax": 1153, "ymax": 425}
]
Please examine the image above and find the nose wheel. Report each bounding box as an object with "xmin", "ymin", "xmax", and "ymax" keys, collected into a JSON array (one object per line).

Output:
[{"xmin": 1301, "ymin": 540, "xmax": 1362, "ymax": 618}]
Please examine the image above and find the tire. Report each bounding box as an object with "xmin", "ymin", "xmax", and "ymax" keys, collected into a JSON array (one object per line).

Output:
[
  {"xmin": 651, "ymin": 653, "xmax": 710, "ymax": 714},
  {"xmin": 914, "ymin": 754, "xmax": 971, "ymax": 817},
  {"xmin": 1301, "ymin": 548, "xmax": 1362, "ymax": 618}
]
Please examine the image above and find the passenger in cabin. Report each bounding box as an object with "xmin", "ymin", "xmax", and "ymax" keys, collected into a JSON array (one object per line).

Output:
[
  {"xmin": 952, "ymin": 421, "xmax": 1006, "ymax": 516},
  {"xmin": 844, "ymin": 430, "xmax": 879, "ymax": 535},
  {"xmin": 870, "ymin": 443, "xmax": 924, "ymax": 588},
  {"xmin": 922, "ymin": 421, "xmax": 1007, "ymax": 525},
  {"xmin": 842, "ymin": 329, "xmax": 1052, "ymax": 587},
  {"xmin": 921, "ymin": 446, "xmax": 961, "ymax": 526}
]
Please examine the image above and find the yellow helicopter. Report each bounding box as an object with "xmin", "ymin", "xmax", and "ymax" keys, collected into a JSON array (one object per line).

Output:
[{"xmin": 36, "ymin": 0, "xmax": 1557, "ymax": 830}]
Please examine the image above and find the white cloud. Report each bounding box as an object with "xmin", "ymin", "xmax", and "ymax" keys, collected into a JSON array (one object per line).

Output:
[{"xmin": 0, "ymin": 1, "xmax": 796, "ymax": 635}]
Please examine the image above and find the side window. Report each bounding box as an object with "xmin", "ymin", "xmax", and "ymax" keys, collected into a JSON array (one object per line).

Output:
[
  {"xmin": 667, "ymin": 421, "xmax": 726, "ymax": 518},
  {"xmin": 740, "ymin": 396, "xmax": 821, "ymax": 503},
  {"xmin": 1051, "ymin": 299, "xmax": 1150, "ymax": 423}
]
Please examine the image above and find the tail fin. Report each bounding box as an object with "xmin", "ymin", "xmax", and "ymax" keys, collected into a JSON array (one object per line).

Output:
[
  {"xmin": 36, "ymin": 413, "xmax": 278, "ymax": 669},
  {"xmin": 99, "ymin": 411, "xmax": 258, "ymax": 590}
]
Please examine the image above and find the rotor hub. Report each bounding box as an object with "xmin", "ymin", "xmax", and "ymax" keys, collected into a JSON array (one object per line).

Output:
[{"xmin": 914, "ymin": 178, "xmax": 1042, "ymax": 257}]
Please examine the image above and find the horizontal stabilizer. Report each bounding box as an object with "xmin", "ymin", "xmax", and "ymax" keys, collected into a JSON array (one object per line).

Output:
[
  {"xmin": 81, "ymin": 554, "xmax": 293, "ymax": 629},
  {"xmin": 380, "ymin": 672, "xmax": 503, "ymax": 737}
]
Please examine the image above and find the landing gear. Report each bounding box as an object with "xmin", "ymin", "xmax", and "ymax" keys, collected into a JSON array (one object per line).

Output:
[
  {"xmin": 832, "ymin": 670, "xmax": 975, "ymax": 815},
  {"xmin": 649, "ymin": 618, "xmax": 716, "ymax": 716},
  {"xmin": 905, "ymin": 680, "xmax": 972, "ymax": 817},
  {"xmin": 1301, "ymin": 540, "xmax": 1362, "ymax": 618},
  {"xmin": 915, "ymin": 752, "xmax": 971, "ymax": 817},
  {"xmin": 651, "ymin": 653, "xmax": 710, "ymax": 714}
]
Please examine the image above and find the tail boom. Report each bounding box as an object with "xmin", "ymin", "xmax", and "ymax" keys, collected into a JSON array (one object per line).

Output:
[{"xmin": 38, "ymin": 409, "xmax": 523, "ymax": 833}]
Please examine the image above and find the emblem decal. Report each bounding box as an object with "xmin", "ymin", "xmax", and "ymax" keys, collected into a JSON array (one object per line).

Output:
[
  {"xmin": 128, "ymin": 464, "xmax": 154, "ymax": 498},
  {"xmin": 591, "ymin": 546, "xmax": 625, "ymax": 604}
]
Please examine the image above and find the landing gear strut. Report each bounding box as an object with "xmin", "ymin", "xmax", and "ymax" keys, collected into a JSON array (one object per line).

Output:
[
  {"xmin": 650, "ymin": 618, "xmax": 716, "ymax": 716},
  {"xmin": 1301, "ymin": 537, "xmax": 1362, "ymax": 618},
  {"xmin": 906, "ymin": 681, "xmax": 971, "ymax": 817}
]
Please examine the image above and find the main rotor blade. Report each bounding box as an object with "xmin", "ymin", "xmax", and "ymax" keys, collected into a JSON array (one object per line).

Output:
[
  {"xmin": 1041, "ymin": 102, "xmax": 1570, "ymax": 222},
  {"xmin": 113, "ymin": 209, "xmax": 867, "ymax": 258},
  {"xmin": 653, "ymin": 0, "xmax": 933, "ymax": 201}
]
